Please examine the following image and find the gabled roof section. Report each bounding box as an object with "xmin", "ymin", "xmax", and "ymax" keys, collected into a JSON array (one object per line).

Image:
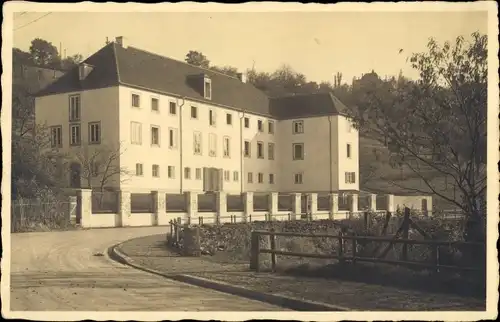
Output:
[
  {"xmin": 269, "ymin": 92, "xmax": 350, "ymax": 120},
  {"xmin": 113, "ymin": 45, "xmax": 269, "ymax": 115},
  {"xmin": 35, "ymin": 43, "xmax": 120, "ymax": 97}
]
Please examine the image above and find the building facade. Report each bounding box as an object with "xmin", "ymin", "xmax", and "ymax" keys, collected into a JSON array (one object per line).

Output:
[{"xmin": 35, "ymin": 37, "xmax": 359, "ymax": 194}]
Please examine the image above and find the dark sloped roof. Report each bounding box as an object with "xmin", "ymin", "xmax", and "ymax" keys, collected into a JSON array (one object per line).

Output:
[
  {"xmin": 36, "ymin": 44, "xmax": 120, "ymax": 96},
  {"xmin": 36, "ymin": 42, "xmax": 349, "ymax": 120},
  {"xmin": 269, "ymin": 92, "xmax": 350, "ymax": 120}
]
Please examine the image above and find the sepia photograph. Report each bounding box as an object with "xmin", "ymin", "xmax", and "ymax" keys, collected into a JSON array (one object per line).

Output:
[{"xmin": 1, "ymin": 1, "xmax": 498, "ymax": 321}]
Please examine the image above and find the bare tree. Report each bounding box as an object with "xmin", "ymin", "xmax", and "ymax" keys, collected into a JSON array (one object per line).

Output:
[
  {"xmin": 62, "ymin": 143, "xmax": 131, "ymax": 192},
  {"xmin": 350, "ymin": 32, "xmax": 487, "ymax": 242}
]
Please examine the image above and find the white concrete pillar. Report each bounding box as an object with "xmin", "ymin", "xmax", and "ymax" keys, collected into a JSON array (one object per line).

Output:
[
  {"xmin": 118, "ymin": 190, "xmax": 131, "ymax": 227},
  {"xmin": 243, "ymin": 192, "xmax": 253, "ymax": 222},
  {"xmin": 308, "ymin": 193, "xmax": 318, "ymax": 214},
  {"xmin": 68, "ymin": 195, "xmax": 78, "ymax": 225},
  {"xmin": 152, "ymin": 191, "xmax": 166, "ymax": 226},
  {"xmin": 291, "ymin": 193, "xmax": 301, "ymax": 220},
  {"xmin": 329, "ymin": 193, "xmax": 338, "ymax": 219},
  {"xmin": 350, "ymin": 194, "xmax": 359, "ymax": 213},
  {"xmin": 386, "ymin": 194, "xmax": 395, "ymax": 213},
  {"xmin": 78, "ymin": 189, "xmax": 92, "ymax": 228},
  {"xmin": 185, "ymin": 191, "xmax": 198, "ymax": 225},
  {"xmin": 268, "ymin": 192, "xmax": 278, "ymax": 217},
  {"xmin": 369, "ymin": 194, "xmax": 377, "ymax": 212},
  {"xmin": 216, "ymin": 191, "xmax": 227, "ymax": 224}
]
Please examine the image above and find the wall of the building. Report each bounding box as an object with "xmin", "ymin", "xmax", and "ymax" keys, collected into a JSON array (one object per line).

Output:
[
  {"xmin": 118, "ymin": 85, "xmax": 278, "ymax": 193},
  {"xmin": 337, "ymin": 115, "xmax": 360, "ymax": 191},
  {"xmin": 276, "ymin": 115, "xmax": 359, "ymax": 193},
  {"xmin": 35, "ymin": 87, "xmax": 121, "ymax": 188}
]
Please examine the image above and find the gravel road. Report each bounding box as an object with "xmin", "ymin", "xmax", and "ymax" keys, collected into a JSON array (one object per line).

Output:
[{"xmin": 9, "ymin": 227, "xmax": 284, "ymax": 311}]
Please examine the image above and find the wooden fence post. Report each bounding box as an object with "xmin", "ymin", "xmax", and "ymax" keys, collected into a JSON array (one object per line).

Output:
[
  {"xmin": 352, "ymin": 238, "xmax": 357, "ymax": 264},
  {"xmin": 270, "ymin": 228, "xmax": 277, "ymax": 272},
  {"xmin": 338, "ymin": 230, "xmax": 344, "ymax": 264},
  {"xmin": 249, "ymin": 214, "xmax": 252, "ymax": 222},
  {"xmin": 401, "ymin": 207, "xmax": 410, "ymax": 261},
  {"xmin": 432, "ymin": 245, "xmax": 440, "ymax": 273},
  {"xmin": 363, "ymin": 211, "xmax": 369, "ymax": 230},
  {"xmin": 250, "ymin": 231, "xmax": 260, "ymax": 271}
]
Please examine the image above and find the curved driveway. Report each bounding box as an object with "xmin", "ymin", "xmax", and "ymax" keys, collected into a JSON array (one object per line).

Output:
[{"xmin": 10, "ymin": 227, "xmax": 284, "ymax": 311}]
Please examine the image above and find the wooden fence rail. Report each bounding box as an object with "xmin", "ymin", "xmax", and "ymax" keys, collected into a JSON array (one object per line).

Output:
[{"xmin": 250, "ymin": 229, "xmax": 484, "ymax": 274}]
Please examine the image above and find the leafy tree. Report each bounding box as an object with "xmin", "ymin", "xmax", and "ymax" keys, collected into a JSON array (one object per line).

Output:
[
  {"xmin": 350, "ymin": 32, "xmax": 487, "ymax": 242},
  {"xmin": 185, "ymin": 50, "xmax": 210, "ymax": 68},
  {"xmin": 61, "ymin": 54, "xmax": 83, "ymax": 71},
  {"xmin": 29, "ymin": 38, "xmax": 59, "ymax": 67},
  {"xmin": 210, "ymin": 65, "xmax": 240, "ymax": 77},
  {"xmin": 11, "ymin": 82, "xmax": 61, "ymax": 199}
]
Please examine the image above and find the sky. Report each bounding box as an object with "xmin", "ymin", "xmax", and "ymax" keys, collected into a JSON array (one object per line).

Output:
[{"xmin": 12, "ymin": 10, "xmax": 488, "ymax": 85}]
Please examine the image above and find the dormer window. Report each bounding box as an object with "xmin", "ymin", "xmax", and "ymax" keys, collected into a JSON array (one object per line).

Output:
[
  {"xmin": 78, "ymin": 63, "xmax": 93, "ymax": 81},
  {"xmin": 204, "ymin": 77, "xmax": 212, "ymax": 100}
]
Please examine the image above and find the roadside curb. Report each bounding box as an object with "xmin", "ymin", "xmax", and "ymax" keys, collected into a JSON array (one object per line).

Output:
[{"xmin": 108, "ymin": 243, "xmax": 351, "ymax": 312}]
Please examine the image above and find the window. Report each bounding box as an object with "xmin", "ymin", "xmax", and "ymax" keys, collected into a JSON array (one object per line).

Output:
[
  {"xmin": 50, "ymin": 126, "xmax": 62, "ymax": 148},
  {"xmin": 258, "ymin": 172, "xmax": 264, "ymax": 183},
  {"xmin": 257, "ymin": 141, "xmax": 264, "ymax": 159},
  {"xmin": 193, "ymin": 132, "xmax": 202, "ymax": 155},
  {"xmin": 345, "ymin": 172, "xmax": 356, "ymax": 184},
  {"xmin": 224, "ymin": 170, "xmax": 230, "ymax": 182},
  {"xmin": 268, "ymin": 121, "xmax": 274, "ymax": 134},
  {"xmin": 268, "ymin": 143, "xmax": 275, "ymax": 160},
  {"xmin": 132, "ymin": 93, "xmax": 140, "ymax": 108},
  {"xmin": 204, "ymin": 78, "xmax": 212, "ymax": 99},
  {"xmin": 294, "ymin": 173, "xmax": 303, "ymax": 184},
  {"xmin": 293, "ymin": 143, "xmax": 304, "ymax": 160},
  {"xmin": 293, "ymin": 120, "xmax": 304, "ymax": 134},
  {"xmin": 136, "ymin": 163, "xmax": 143, "ymax": 176},
  {"xmin": 169, "ymin": 101, "xmax": 177, "ymax": 115},
  {"xmin": 347, "ymin": 143, "xmax": 352, "ymax": 158},
  {"xmin": 152, "ymin": 164, "xmax": 160, "ymax": 177},
  {"xmin": 151, "ymin": 126, "xmax": 160, "ymax": 146},
  {"xmin": 247, "ymin": 172, "xmax": 253, "ymax": 183},
  {"xmin": 151, "ymin": 97, "xmax": 159, "ymax": 112},
  {"xmin": 269, "ymin": 173, "xmax": 275, "ymax": 184},
  {"xmin": 233, "ymin": 171, "xmax": 239, "ymax": 182},
  {"xmin": 131, "ymin": 122, "xmax": 142, "ymax": 144},
  {"xmin": 69, "ymin": 124, "xmax": 81, "ymax": 146},
  {"xmin": 191, "ymin": 106, "xmax": 198, "ymax": 119},
  {"xmin": 195, "ymin": 168, "xmax": 202, "ymax": 180},
  {"xmin": 226, "ymin": 113, "xmax": 232, "ymax": 125},
  {"xmin": 88, "ymin": 122, "xmax": 101, "ymax": 144},
  {"xmin": 223, "ymin": 136, "xmax": 230, "ymax": 158},
  {"xmin": 244, "ymin": 117, "xmax": 249, "ymax": 128},
  {"xmin": 209, "ymin": 133, "xmax": 217, "ymax": 157},
  {"xmin": 257, "ymin": 120, "xmax": 263, "ymax": 132},
  {"xmin": 69, "ymin": 95, "xmax": 81, "ymax": 121},
  {"xmin": 169, "ymin": 128, "xmax": 178, "ymax": 149},
  {"xmin": 184, "ymin": 167, "xmax": 191, "ymax": 179},
  {"xmin": 209, "ymin": 110, "xmax": 216, "ymax": 126},
  {"xmin": 167, "ymin": 166, "xmax": 175, "ymax": 179},
  {"xmin": 244, "ymin": 141, "xmax": 251, "ymax": 157}
]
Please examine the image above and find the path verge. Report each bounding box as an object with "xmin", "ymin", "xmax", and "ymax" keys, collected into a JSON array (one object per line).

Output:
[{"xmin": 109, "ymin": 242, "xmax": 349, "ymax": 311}]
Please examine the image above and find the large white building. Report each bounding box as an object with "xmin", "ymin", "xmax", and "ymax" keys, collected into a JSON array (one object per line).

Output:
[{"xmin": 35, "ymin": 37, "xmax": 359, "ymax": 194}]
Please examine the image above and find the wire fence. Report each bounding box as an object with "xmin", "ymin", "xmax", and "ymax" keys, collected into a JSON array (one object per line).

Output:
[{"xmin": 11, "ymin": 198, "xmax": 75, "ymax": 232}]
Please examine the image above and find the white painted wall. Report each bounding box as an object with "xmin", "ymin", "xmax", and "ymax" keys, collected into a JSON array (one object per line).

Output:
[
  {"xmin": 117, "ymin": 85, "xmax": 278, "ymax": 193},
  {"xmin": 35, "ymin": 87, "xmax": 121, "ymax": 187},
  {"xmin": 277, "ymin": 115, "xmax": 358, "ymax": 192}
]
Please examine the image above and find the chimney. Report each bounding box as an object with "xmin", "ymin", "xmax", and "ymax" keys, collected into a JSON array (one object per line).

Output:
[
  {"xmin": 115, "ymin": 36, "xmax": 127, "ymax": 48},
  {"xmin": 236, "ymin": 72, "xmax": 247, "ymax": 83}
]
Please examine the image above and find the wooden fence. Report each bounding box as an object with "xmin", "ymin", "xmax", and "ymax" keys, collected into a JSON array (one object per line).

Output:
[{"xmin": 249, "ymin": 207, "xmax": 484, "ymax": 274}]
